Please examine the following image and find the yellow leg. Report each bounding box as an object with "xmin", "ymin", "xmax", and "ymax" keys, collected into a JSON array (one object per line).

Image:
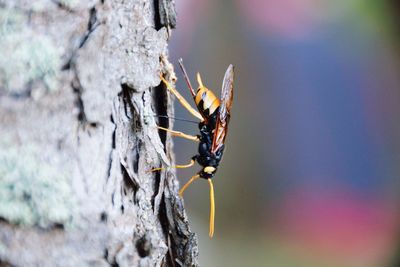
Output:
[
  {"xmin": 157, "ymin": 126, "xmax": 199, "ymax": 142},
  {"xmin": 179, "ymin": 174, "xmax": 200, "ymax": 197},
  {"xmin": 160, "ymin": 76, "xmax": 204, "ymax": 122},
  {"xmin": 197, "ymin": 73, "xmax": 204, "ymax": 88},
  {"xmin": 175, "ymin": 159, "xmax": 196, "ymax": 169},
  {"xmin": 208, "ymin": 179, "xmax": 215, "ymax": 238},
  {"xmin": 150, "ymin": 159, "xmax": 195, "ymax": 172}
]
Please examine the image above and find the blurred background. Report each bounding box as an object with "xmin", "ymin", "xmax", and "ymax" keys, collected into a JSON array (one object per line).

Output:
[{"xmin": 168, "ymin": 0, "xmax": 400, "ymax": 266}]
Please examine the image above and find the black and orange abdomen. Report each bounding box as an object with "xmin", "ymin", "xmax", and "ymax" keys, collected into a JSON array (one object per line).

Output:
[
  {"xmin": 195, "ymin": 86, "xmax": 220, "ymax": 118},
  {"xmin": 194, "ymin": 73, "xmax": 220, "ymax": 119}
]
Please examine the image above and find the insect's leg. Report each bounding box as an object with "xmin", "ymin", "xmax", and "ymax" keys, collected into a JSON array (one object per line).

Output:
[
  {"xmin": 150, "ymin": 159, "xmax": 195, "ymax": 172},
  {"xmin": 175, "ymin": 159, "xmax": 196, "ymax": 169},
  {"xmin": 157, "ymin": 126, "xmax": 199, "ymax": 142},
  {"xmin": 179, "ymin": 174, "xmax": 200, "ymax": 197},
  {"xmin": 208, "ymin": 178, "xmax": 215, "ymax": 238},
  {"xmin": 197, "ymin": 73, "xmax": 205, "ymax": 88},
  {"xmin": 160, "ymin": 76, "xmax": 204, "ymax": 121}
]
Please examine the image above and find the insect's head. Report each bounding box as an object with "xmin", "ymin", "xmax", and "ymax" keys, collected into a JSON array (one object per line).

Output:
[{"xmin": 201, "ymin": 166, "xmax": 217, "ymax": 179}]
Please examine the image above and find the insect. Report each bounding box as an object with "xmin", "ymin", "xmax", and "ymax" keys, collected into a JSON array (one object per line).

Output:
[{"xmin": 155, "ymin": 59, "xmax": 234, "ymax": 237}]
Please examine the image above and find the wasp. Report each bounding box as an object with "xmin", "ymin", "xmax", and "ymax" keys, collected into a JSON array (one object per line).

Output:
[{"xmin": 155, "ymin": 59, "xmax": 234, "ymax": 237}]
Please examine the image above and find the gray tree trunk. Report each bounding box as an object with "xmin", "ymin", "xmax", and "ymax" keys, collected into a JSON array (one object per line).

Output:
[{"xmin": 0, "ymin": 1, "xmax": 199, "ymax": 266}]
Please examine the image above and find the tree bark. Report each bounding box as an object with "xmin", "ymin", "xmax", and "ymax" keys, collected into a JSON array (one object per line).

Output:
[{"xmin": 0, "ymin": 0, "xmax": 198, "ymax": 266}]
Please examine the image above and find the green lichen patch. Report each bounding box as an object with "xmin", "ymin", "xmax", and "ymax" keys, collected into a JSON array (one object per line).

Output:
[
  {"xmin": 0, "ymin": 141, "xmax": 76, "ymax": 228},
  {"xmin": 0, "ymin": 8, "xmax": 61, "ymax": 93}
]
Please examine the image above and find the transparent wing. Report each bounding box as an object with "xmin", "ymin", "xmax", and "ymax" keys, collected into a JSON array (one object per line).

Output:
[{"xmin": 211, "ymin": 64, "xmax": 234, "ymax": 154}]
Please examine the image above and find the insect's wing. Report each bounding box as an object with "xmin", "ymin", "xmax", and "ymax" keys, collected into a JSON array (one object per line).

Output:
[{"xmin": 211, "ymin": 64, "xmax": 234, "ymax": 154}]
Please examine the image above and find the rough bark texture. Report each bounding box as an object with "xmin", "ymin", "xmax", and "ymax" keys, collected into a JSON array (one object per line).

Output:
[{"xmin": 0, "ymin": 0, "xmax": 198, "ymax": 266}]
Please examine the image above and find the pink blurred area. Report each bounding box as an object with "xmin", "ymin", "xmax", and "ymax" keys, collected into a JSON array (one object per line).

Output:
[
  {"xmin": 172, "ymin": 1, "xmax": 211, "ymax": 55},
  {"xmin": 276, "ymin": 185, "xmax": 400, "ymax": 264},
  {"xmin": 237, "ymin": 0, "xmax": 320, "ymax": 38}
]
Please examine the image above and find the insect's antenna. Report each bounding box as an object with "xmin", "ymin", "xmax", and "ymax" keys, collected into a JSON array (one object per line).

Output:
[
  {"xmin": 178, "ymin": 58, "xmax": 196, "ymax": 97},
  {"xmin": 152, "ymin": 115, "xmax": 198, "ymax": 124},
  {"xmin": 179, "ymin": 174, "xmax": 200, "ymax": 197},
  {"xmin": 208, "ymin": 179, "xmax": 215, "ymax": 238}
]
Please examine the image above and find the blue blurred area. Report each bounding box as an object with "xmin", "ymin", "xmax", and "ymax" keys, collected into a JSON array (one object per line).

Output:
[
  {"xmin": 168, "ymin": 1, "xmax": 400, "ymax": 266},
  {"xmin": 264, "ymin": 36, "xmax": 390, "ymax": 192}
]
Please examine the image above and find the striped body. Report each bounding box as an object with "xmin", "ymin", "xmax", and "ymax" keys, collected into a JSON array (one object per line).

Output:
[
  {"xmin": 193, "ymin": 83, "xmax": 224, "ymax": 179},
  {"xmin": 194, "ymin": 85, "xmax": 220, "ymax": 120}
]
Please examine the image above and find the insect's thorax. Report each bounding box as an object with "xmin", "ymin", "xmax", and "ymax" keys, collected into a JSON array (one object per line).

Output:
[
  {"xmin": 192, "ymin": 86, "xmax": 223, "ymax": 179},
  {"xmin": 195, "ymin": 121, "xmax": 225, "ymax": 179}
]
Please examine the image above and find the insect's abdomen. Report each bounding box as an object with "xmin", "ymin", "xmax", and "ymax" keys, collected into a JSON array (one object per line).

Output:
[{"xmin": 195, "ymin": 86, "xmax": 220, "ymax": 118}]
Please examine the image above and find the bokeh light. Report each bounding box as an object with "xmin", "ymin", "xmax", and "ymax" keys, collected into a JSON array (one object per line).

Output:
[{"xmin": 168, "ymin": 0, "xmax": 400, "ymax": 266}]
